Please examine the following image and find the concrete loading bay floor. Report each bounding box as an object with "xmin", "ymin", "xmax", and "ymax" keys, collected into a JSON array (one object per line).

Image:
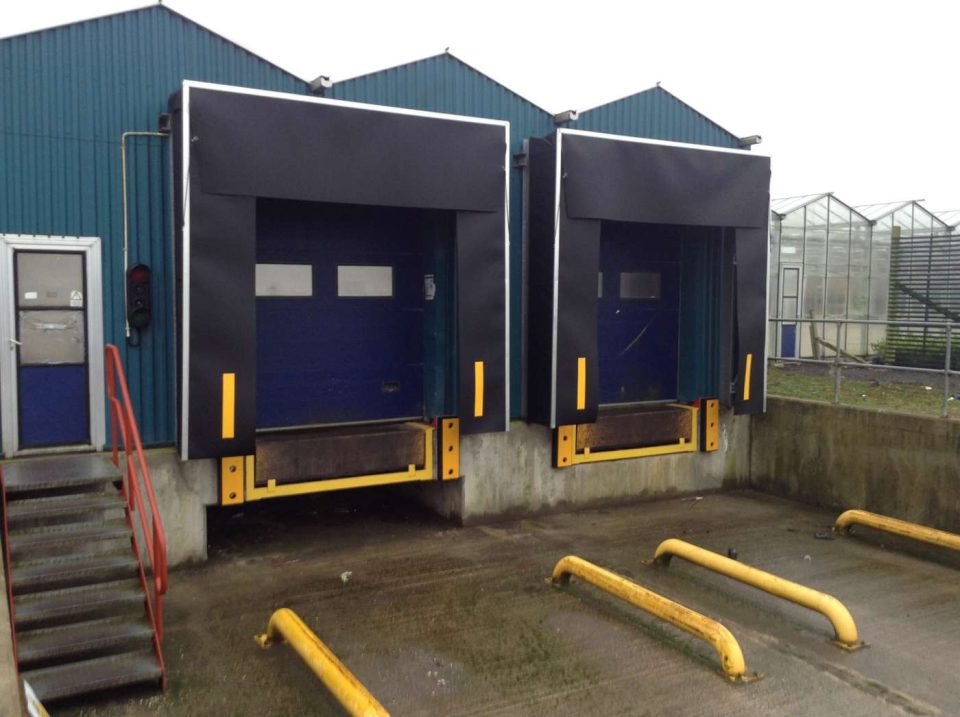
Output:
[{"xmin": 63, "ymin": 491, "xmax": 960, "ymax": 716}]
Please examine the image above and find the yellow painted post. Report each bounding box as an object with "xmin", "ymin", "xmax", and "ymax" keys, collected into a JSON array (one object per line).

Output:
[
  {"xmin": 651, "ymin": 539, "xmax": 860, "ymax": 649},
  {"xmin": 255, "ymin": 608, "xmax": 389, "ymax": 717},
  {"xmin": 551, "ymin": 555, "xmax": 751, "ymax": 681},
  {"xmin": 834, "ymin": 510, "xmax": 960, "ymax": 553}
]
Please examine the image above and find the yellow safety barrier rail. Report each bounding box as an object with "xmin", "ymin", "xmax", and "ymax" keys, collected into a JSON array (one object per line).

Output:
[
  {"xmin": 550, "ymin": 556, "xmax": 752, "ymax": 681},
  {"xmin": 834, "ymin": 509, "xmax": 960, "ymax": 553},
  {"xmin": 255, "ymin": 608, "xmax": 389, "ymax": 717},
  {"xmin": 650, "ymin": 539, "xmax": 861, "ymax": 649}
]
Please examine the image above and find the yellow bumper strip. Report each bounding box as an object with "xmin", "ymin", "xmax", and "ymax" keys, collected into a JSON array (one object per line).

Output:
[
  {"xmin": 255, "ymin": 608, "xmax": 389, "ymax": 717},
  {"xmin": 576, "ymin": 357, "xmax": 586, "ymax": 410},
  {"xmin": 551, "ymin": 555, "xmax": 750, "ymax": 681},
  {"xmin": 743, "ymin": 353, "xmax": 753, "ymax": 402},
  {"xmin": 651, "ymin": 539, "xmax": 861, "ymax": 649},
  {"xmin": 834, "ymin": 509, "xmax": 960, "ymax": 553},
  {"xmin": 222, "ymin": 373, "xmax": 235, "ymax": 439},
  {"xmin": 474, "ymin": 361, "xmax": 484, "ymax": 418}
]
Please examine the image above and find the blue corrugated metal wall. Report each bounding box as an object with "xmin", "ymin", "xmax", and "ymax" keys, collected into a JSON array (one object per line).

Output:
[
  {"xmin": 2, "ymin": 12, "xmax": 746, "ymax": 445},
  {"xmin": 574, "ymin": 86, "xmax": 740, "ymax": 148},
  {"xmin": 0, "ymin": 7, "xmax": 307, "ymax": 450},
  {"xmin": 329, "ymin": 54, "xmax": 555, "ymax": 419}
]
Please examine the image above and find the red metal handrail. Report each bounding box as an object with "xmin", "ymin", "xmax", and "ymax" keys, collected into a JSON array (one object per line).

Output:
[
  {"xmin": 0, "ymin": 467, "xmax": 17, "ymax": 667},
  {"xmin": 105, "ymin": 345, "xmax": 167, "ymax": 680}
]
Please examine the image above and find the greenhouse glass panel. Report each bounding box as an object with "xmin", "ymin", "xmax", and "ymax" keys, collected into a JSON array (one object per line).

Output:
[
  {"xmin": 825, "ymin": 276, "xmax": 847, "ymax": 318},
  {"xmin": 802, "ymin": 271, "xmax": 825, "ymax": 318},
  {"xmin": 850, "ymin": 224, "xmax": 870, "ymax": 269},
  {"xmin": 893, "ymin": 208, "xmax": 914, "ymax": 234}
]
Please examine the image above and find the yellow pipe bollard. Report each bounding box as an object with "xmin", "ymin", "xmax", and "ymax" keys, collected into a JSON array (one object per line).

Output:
[
  {"xmin": 835, "ymin": 509, "xmax": 960, "ymax": 553},
  {"xmin": 255, "ymin": 608, "xmax": 389, "ymax": 717},
  {"xmin": 651, "ymin": 539, "xmax": 861, "ymax": 649},
  {"xmin": 551, "ymin": 555, "xmax": 751, "ymax": 681}
]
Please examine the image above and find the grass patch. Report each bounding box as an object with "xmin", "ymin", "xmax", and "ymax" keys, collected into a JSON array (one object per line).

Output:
[{"xmin": 767, "ymin": 364, "xmax": 960, "ymax": 419}]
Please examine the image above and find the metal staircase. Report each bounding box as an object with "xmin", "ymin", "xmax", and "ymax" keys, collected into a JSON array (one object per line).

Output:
[{"xmin": 0, "ymin": 345, "xmax": 168, "ymax": 703}]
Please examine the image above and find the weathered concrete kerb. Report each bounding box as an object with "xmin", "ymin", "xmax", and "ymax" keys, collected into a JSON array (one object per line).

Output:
[{"xmin": 750, "ymin": 397, "xmax": 960, "ymax": 532}]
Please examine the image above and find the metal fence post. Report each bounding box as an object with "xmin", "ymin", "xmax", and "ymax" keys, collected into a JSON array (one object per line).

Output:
[
  {"xmin": 944, "ymin": 324, "xmax": 953, "ymax": 418},
  {"xmin": 834, "ymin": 321, "xmax": 842, "ymax": 404}
]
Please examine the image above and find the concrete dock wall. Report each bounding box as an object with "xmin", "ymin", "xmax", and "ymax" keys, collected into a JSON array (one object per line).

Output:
[
  {"xmin": 419, "ymin": 410, "xmax": 752, "ymax": 524},
  {"xmin": 749, "ymin": 397, "xmax": 960, "ymax": 532},
  {"xmin": 154, "ymin": 396, "xmax": 960, "ymax": 567},
  {"xmin": 144, "ymin": 450, "xmax": 216, "ymax": 567}
]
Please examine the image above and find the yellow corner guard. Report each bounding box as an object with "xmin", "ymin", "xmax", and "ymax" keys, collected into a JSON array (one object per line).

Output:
[
  {"xmin": 255, "ymin": 608, "xmax": 389, "ymax": 717},
  {"xmin": 550, "ymin": 555, "xmax": 752, "ymax": 681},
  {"xmin": 834, "ymin": 509, "xmax": 960, "ymax": 553},
  {"xmin": 650, "ymin": 539, "xmax": 861, "ymax": 649}
]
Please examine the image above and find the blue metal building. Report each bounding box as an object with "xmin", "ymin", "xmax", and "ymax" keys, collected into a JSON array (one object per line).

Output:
[
  {"xmin": 0, "ymin": 5, "xmax": 307, "ymax": 454},
  {"xmin": 0, "ymin": 5, "xmax": 753, "ymax": 457},
  {"xmin": 331, "ymin": 60, "xmax": 747, "ymax": 419},
  {"xmin": 574, "ymin": 85, "xmax": 741, "ymax": 148}
]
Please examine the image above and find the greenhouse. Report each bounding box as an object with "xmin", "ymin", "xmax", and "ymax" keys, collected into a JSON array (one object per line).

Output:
[
  {"xmin": 768, "ymin": 193, "xmax": 874, "ymax": 359},
  {"xmin": 769, "ymin": 196, "xmax": 959, "ymax": 367},
  {"xmin": 858, "ymin": 201, "xmax": 957, "ymax": 369}
]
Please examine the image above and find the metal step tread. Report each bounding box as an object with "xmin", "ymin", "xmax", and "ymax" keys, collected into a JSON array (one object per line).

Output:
[
  {"xmin": 6, "ymin": 491, "xmax": 125, "ymax": 521},
  {"xmin": 9, "ymin": 519, "xmax": 131, "ymax": 552},
  {"xmin": 2, "ymin": 454, "xmax": 121, "ymax": 493},
  {"xmin": 18, "ymin": 615, "xmax": 154, "ymax": 665},
  {"xmin": 22, "ymin": 649, "xmax": 161, "ymax": 702},
  {"xmin": 13, "ymin": 553, "xmax": 139, "ymax": 594},
  {"xmin": 15, "ymin": 579, "xmax": 145, "ymax": 627}
]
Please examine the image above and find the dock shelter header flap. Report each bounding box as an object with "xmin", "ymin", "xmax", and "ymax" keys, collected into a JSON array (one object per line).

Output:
[
  {"xmin": 173, "ymin": 82, "xmax": 509, "ymax": 460},
  {"xmin": 561, "ymin": 133, "xmax": 769, "ymax": 229},
  {"xmin": 190, "ymin": 87, "xmax": 506, "ymax": 212}
]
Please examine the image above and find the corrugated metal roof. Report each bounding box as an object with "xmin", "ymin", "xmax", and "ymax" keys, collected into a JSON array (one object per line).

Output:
[
  {"xmin": 0, "ymin": 5, "xmax": 308, "ymax": 449},
  {"xmin": 333, "ymin": 51, "xmax": 553, "ymax": 115},
  {"xmin": 771, "ymin": 194, "xmax": 830, "ymax": 217},
  {"xmin": 574, "ymin": 86, "xmax": 741, "ymax": 148},
  {"xmin": 855, "ymin": 200, "xmax": 950, "ymax": 231},
  {"xmin": 0, "ymin": 3, "xmax": 307, "ymax": 82},
  {"xmin": 854, "ymin": 200, "xmax": 918, "ymax": 221},
  {"xmin": 771, "ymin": 193, "xmax": 871, "ymax": 223},
  {"xmin": 933, "ymin": 209, "xmax": 960, "ymax": 229}
]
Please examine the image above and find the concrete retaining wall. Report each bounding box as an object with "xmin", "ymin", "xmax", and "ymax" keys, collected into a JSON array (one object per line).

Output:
[
  {"xmin": 749, "ymin": 397, "xmax": 960, "ymax": 532},
  {"xmin": 147, "ymin": 397, "xmax": 960, "ymax": 566},
  {"xmin": 418, "ymin": 409, "xmax": 752, "ymax": 524},
  {"xmin": 144, "ymin": 450, "xmax": 216, "ymax": 567}
]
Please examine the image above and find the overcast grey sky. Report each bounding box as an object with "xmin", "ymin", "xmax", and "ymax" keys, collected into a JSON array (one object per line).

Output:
[{"xmin": 5, "ymin": 0, "xmax": 958, "ymax": 211}]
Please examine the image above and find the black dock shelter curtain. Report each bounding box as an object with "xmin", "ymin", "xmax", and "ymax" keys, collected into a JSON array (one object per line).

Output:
[
  {"xmin": 172, "ymin": 84, "xmax": 508, "ymax": 459},
  {"xmin": 527, "ymin": 131, "xmax": 771, "ymax": 425}
]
